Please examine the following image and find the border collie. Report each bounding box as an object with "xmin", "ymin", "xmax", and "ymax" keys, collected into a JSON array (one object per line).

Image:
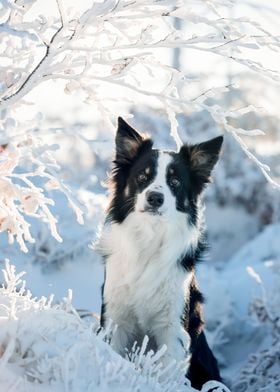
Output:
[{"xmin": 98, "ymin": 117, "xmax": 223, "ymax": 389}]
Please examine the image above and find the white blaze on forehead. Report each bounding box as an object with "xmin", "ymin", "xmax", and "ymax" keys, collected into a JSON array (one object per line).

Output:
[{"xmin": 153, "ymin": 152, "xmax": 173, "ymax": 188}]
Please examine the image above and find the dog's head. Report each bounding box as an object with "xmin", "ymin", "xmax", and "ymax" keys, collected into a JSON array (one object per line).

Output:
[{"xmin": 108, "ymin": 117, "xmax": 223, "ymax": 224}]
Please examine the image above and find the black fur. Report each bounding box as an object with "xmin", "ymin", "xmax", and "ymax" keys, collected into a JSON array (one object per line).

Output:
[
  {"xmin": 180, "ymin": 238, "xmax": 208, "ymax": 271},
  {"xmin": 100, "ymin": 281, "xmax": 106, "ymax": 328},
  {"xmin": 184, "ymin": 276, "xmax": 222, "ymax": 389}
]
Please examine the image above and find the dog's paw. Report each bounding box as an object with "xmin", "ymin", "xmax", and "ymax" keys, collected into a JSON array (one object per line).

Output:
[{"xmin": 161, "ymin": 328, "xmax": 191, "ymax": 367}]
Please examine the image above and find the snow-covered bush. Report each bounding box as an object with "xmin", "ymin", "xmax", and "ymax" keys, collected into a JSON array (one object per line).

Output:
[
  {"xmin": 0, "ymin": 261, "xmax": 230, "ymax": 392},
  {"xmin": 231, "ymin": 229, "xmax": 280, "ymax": 392},
  {"xmin": 209, "ymin": 77, "xmax": 280, "ymax": 226}
]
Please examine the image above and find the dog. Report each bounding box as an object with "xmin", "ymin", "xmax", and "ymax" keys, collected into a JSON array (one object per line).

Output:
[{"xmin": 98, "ymin": 117, "xmax": 223, "ymax": 389}]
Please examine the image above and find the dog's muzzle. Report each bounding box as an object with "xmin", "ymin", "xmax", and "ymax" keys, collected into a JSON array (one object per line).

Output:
[{"xmin": 144, "ymin": 191, "xmax": 164, "ymax": 214}]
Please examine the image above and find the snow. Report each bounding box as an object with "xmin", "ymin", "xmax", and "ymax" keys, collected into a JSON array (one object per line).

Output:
[{"xmin": 0, "ymin": 261, "xmax": 230, "ymax": 392}]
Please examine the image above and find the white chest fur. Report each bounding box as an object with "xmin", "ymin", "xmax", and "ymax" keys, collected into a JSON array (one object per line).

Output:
[{"xmin": 98, "ymin": 211, "xmax": 199, "ymax": 363}]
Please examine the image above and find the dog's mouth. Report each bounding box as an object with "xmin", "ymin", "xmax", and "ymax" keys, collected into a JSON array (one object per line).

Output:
[{"xmin": 140, "ymin": 207, "xmax": 162, "ymax": 216}]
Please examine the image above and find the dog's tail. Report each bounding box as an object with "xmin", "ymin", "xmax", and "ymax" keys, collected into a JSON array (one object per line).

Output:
[
  {"xmin": 188, "ymin": 330, "xmax": 222, "ymax": 390},
  {"xmin": 186, "ymin": 275, "xmax": 222, "ymax": 390}
]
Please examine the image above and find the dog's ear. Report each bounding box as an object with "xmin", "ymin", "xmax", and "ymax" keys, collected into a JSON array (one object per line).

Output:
[
  {"xmin": 115, "ymin": 117, "xmax": 152, "ymax": 163},
  {"xmin": 180, "ymin": 136, "xmax": 223, "ymax": 192}
]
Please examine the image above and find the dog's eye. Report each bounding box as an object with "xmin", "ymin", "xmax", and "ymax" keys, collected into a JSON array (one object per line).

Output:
[
  {"xmin": 170, "ymin": 177, "xmax": 181, "ymax": 188},
  {"xmin": 137, "ymin": 173, "xmax": 148, "ymax": 183}
]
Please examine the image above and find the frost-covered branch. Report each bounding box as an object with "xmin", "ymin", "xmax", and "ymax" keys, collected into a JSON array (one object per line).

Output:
[
  {"xmin": 1, "ymin": 0, "xmax": 280, "ymax": 109},
  {"xmin": 0, "ymin": 123, "xmax": 84, "ymax": 252}
]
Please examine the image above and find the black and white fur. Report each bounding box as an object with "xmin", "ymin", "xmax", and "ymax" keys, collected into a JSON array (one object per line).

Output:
[{"xmin": 98, "ymin": 117, "xmax": 223, "ymax": 389}]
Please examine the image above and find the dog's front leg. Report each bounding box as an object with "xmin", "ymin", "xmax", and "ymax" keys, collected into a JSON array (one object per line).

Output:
[
  {"xmin": 110, "ymin": 323, "xmax": 132, "ymax": 357},
  {"xmin": 153, "ymin": 323, "xmax": 191, "ymax": 368},
  {"xmin": 108, "ymin": 309, "xmax": 139, "ymax": 357}
]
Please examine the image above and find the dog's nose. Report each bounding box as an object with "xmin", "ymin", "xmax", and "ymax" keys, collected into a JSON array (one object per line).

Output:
[{"xmin": 147, "ymin": 191, "xmax": 164, "ymax": 208}]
